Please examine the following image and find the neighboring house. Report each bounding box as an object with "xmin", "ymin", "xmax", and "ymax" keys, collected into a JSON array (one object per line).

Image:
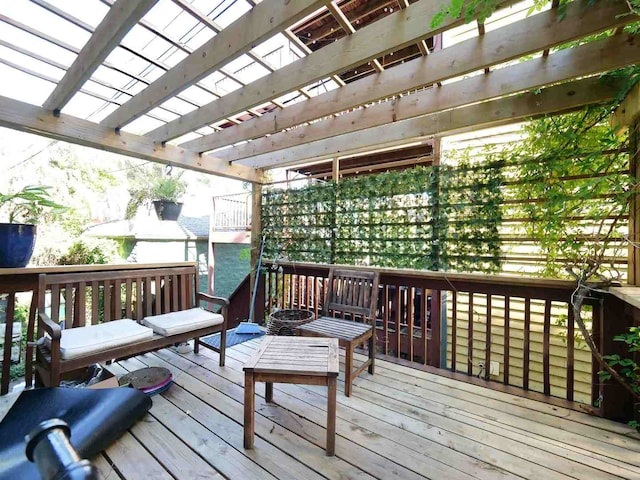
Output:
[{"xmin": 85, "ymin": 213, "xmax": 250, "ymax": 299}]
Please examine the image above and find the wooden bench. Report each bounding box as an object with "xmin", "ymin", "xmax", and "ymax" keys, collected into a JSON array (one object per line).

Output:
[
  {"xmin": 297, "ymin": 268, "xmax": 379, "ymax": 397},
  {"xmin": 32, "ymin": 264, "xmax": 227, "ymax": 387}
]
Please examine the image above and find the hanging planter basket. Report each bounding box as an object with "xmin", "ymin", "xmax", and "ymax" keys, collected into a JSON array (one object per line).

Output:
[
  {"xmin": 153, "ymin": 200, "xmax": 183, "ymax": 221},
  {"xmin": 267, "ymin": 309, "xmax": 315, "ymax": 336}
]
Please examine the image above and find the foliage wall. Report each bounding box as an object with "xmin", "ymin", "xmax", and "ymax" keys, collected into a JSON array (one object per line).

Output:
[{"xmin": 263, "ymin": 160, "xmax": 504, "ymax": 273}]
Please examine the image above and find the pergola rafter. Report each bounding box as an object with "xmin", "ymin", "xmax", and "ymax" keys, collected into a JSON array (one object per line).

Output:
[
  {"xmin": 101, "ymin": 0, "xmax": 324, "ymax": 130},
  {"xmin": 41, "ymin": 0, "xmax": 158, "ymax": 113},
  {"xmin": 145, "ymin": 0, "xmax": 501, "ymax": 143}
]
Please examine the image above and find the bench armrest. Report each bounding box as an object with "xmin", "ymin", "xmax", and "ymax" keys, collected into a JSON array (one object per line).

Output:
[
  {"xmin": 197, "ymin": 292, "xmax": 230, "ymax": 307},
  {"xmin": 38, "ymin": 312, "xmax": 61, "ymax": 341}
]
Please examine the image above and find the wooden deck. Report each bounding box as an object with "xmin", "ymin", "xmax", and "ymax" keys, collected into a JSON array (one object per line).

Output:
[{"xmin": 97, "ymin": 338, "xmax": 640, "ymax": 480}]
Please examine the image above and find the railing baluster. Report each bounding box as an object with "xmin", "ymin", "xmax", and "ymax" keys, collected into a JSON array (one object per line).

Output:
[
  {"xmin": 103, "ymin": 280, "xmax": 111, "ymax": 322},
  {"xmin": 485, "ymin": 294, "xmax": 492, "ymax": 379},
  {"xmin": 25, "ymin": 293, "xmax": 38, "ymax": 388},
  {"xmin": 64, "ymin": 283, "xmax": 73, "ymax": 328},
  {"xmin": 288, "ymin": 274, "xmax": 294, "ymax": 309},
  {"xmin": 171, "ymin": 275, "xmax": 178, "ymax": 313},
  {"xmin": 408, "ymin": 286, "xmax": 415, "ymax": 361},
  {"xmin": 146, "ymin": 276, "xmax": 154, "ymax": 315},
  {"xmin": 313, "ymin": 276, "xmax": 319, "ymax": 318},
  {"xmin": 154, "ymin": 275, "xmax": 161, "ymax": 313},
  {"xmin": 591, "ymin": 301, "xmax": 603, "ymax": 410},
  {"xmin": 1, "ymin": 294, "xmax": 16, "ymax": 395},
  {"xmin": 163, "ymin": 276, "xmax": 170, "ymax": 314},
  {"xmin": 91, "ymin": 281, "xmax": 99, "ymax": 325},
  {"xmin": 468, "ymin": 293, "xmax": 474, "ymax": 376},
  {"xmin": 503, "ymin": 296, "xmax": 510, "ymax": 385},
  {"xmin": 421, "ymin": 288, "xmax": 427, "ymax": 365},
  {"xmin": 451, "ymin": 290, "xmax": 457, "ymax": 371},
  {"xmin": 267, "ymin": 271, "xmax": 273, "ymax": 313},
  {"xmin": 51, "ymin": 285, "xmax": 61, "ymax": 324},
  {"xmin": 430, "ymin": 290, "xmax": 442, "ymax": 368},
  {"xmin": 113, "ymin": 279, "xmax": 122, "ymax": 319},
  {"xmin": 567, "ymin": 304, "xmax": 575, "ymax": 402},
  {"xmin": 543, "ymin": 300, "xmax": 551, "ymax": 396},
  {"xmin": 395, "ymin": 284, "xmax": 401, "ymax": 358},
  {"xmin": 77, "ymin": 282, "xmax": 86, "ymax": 326},
  {"xmin": 523, "ymin": 297, "xmax": 531, "ymax": 390},
  {"xmin": 383, "ymin": 285, "xmax": 389, "ymax": 356},
  {"xmin": 125, "ymin": 279, "xmax": 133, "ymax": 318}
]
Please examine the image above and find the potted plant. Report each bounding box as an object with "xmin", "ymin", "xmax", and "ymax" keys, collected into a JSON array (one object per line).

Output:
[
  {"xmin": 0, "ymin": 186, "xmax": 66, "ymax": 268},
  {"xmin": 126, "ymin": 172, "xmax": 186, "ymax": 221}
]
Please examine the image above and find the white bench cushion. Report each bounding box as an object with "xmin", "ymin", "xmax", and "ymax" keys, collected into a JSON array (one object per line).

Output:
[
  {"xmin": 46, "ymin": 319, "xmax": 154, "ymax": 360},
  {"xmin": 143, "ymin": 308, "xmax": 223, "ymax": 336}
]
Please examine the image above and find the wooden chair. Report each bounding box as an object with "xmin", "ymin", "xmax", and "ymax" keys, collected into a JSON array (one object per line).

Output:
[{"xmin": 297, "ymin": 268, "xmax": 379, "ymax": 396}]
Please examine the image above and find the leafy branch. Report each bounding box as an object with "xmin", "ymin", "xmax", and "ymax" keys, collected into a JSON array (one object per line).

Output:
[{"xmin": 0, "ymin": 186, "xmax": 66, "ymax": 224}]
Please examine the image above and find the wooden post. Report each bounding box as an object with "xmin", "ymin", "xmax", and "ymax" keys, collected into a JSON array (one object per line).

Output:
[
  {"xmin": 250, "ymin": 183, "xmax": 263, "ymax": 322},
  {"xmin": 332, "ymin": 157, "xmax": 340, "ymax": 183},
  {"xmin": 629, "ymin": 120, "xmax": 640, "ymax": 284},
  {"xmin": 599, "ymin": 293, "xmax": 637, "ymax": 421},
  {"xmin": 612, "ymin": 84, "xmax": 640, "ymax": 284}
]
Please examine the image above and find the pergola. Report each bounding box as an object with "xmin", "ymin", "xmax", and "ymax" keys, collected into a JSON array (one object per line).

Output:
[{"xmin": 1, "ymin": 0, "xmax": 637, "ymax": 182}]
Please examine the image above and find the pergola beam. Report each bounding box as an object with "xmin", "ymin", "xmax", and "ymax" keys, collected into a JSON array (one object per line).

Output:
[
  {"xmin": 219, "ymin": 33, "xmax": 640, "ymax": 162},
  {"xmin": 101, "ymin": 0, "xmax": 325, "ymax": 129},
  {"xmin": 0, "ymin": 96, "xmax": 262, "ymax": 183},
  {"xmin": 42, "ymin": 0, "xmax": 157, "ymax": 113},
  {"xmin": 147, "ymin": 0, "xmax": 514, "ymax": 143},
  {"xmin": 245, "ymin": 76, "xmax": 619, "ymax": 169},
  {"xmin": 182, "ymin": 0, "xmax": 631, "ymax": 154}
]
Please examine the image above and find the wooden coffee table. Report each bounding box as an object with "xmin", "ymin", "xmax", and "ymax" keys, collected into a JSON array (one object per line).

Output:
[{"xmin": 243, "ymin": 336, "xmax": 339, "ymax": 455}]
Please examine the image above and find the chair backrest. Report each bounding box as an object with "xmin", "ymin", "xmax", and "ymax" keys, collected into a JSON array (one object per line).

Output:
[
  {"xmin": 323, "ymin": 268, "xmax": 379, "ymax": 321},
  {"xmin": 36, "ymin": 265, "xmax": 199, "ymax": 329}
]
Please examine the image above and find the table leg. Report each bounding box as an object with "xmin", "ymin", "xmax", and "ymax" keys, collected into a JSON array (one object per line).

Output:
[
  {"xmin": 326, "ymin": 375, "xmax": 337, "ymax": 456},
  {"xmin": 265, "ymin": 381, "xmax": 273, "ymax": 402},
  {"xmin": 244, "ymin": 371, "xmax": 255, "ymax": 449}
]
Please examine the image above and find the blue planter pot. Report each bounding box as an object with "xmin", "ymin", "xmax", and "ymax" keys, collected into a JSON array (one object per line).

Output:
[{"xmin": 0, "ymin": 223, "xmax": 37, "ymax": 268}]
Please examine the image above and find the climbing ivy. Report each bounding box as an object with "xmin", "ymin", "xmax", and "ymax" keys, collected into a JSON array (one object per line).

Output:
[
  {"xmin": 263, "ymin": 160, "xmax": 503, "ymax": 273},
  {"xmin": 430, "ymin": 0, "xmax": 640, "ymax": 29}
]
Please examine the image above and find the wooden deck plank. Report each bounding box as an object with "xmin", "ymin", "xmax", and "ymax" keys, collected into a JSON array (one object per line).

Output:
[
  {"xmin": 150, "ymin": 395, "xmax": 275, "ymax": 480},
  {"xmin": 113, "ymin": 361, "xmax": 291, "ymax": 480},
  {"xmin": 173, "ymin": 346, "xmax": 503, "ymax": 480},
  {"xmin": 226, "ymin": 343, "xmax": 619, "ymax": 480},
  {"xmin": 366, "ymin": 350, "xmax": 639, "ymax": 437},
  {"xmin": 229, "ymin": 340, "xmax": 640, "ymax": 479},
  {"xmin": 129, "ymin": 415, "xmax": 224, "ymax": 480},
  {"xmin": 92, "ymin": 453, "xmax": 122, "ymax": 480},
  {"xmin": 147, "ymin": 349, "xmax": 443, "ymax": 480},
  {"xmin": 135, "ymin": 352, "xmax": 377, "ymax": 480},
  {"xmin": 104, "ymin": 431, "xmax": 173, "ymax": 480},
  {"xmin": 366, "ymin": 366, "xmax": 640, "ymax": 461},
  {"xmin": 101, "ymin": 339, "xmax": 640, "ymax": 480}
]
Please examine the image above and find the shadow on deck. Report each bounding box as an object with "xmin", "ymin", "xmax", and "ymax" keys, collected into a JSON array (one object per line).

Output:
[{"xmin": 98, "ymin": 338, "xmax": 640, "ymax": 480}]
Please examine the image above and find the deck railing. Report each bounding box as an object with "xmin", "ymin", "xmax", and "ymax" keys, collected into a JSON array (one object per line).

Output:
[
  {"xmin": 4, "ymin": 261, "xmax": 637, "ymax": 420},
  {"xmin": 213, "ymin": 193, "xmax": 251, "ymax": 231},
  {"xmin": 259, "ymin": 260, "xmax": 612, "ymax": 413}
]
